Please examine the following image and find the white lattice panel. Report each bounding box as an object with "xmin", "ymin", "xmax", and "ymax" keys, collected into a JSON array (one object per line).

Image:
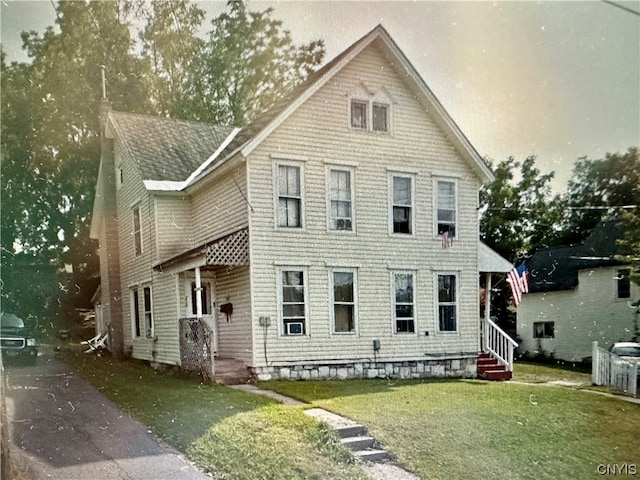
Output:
[{"xmin": 205, "ymin": 228, "xmax": 249, "ymax": 265}]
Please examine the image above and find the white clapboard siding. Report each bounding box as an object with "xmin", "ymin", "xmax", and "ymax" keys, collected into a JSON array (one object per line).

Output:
[
  {"xmin": 518, "ymin": 266, "xmax": 640, "ymax": 362},
  {"xmin": 189, "ymin": 163, "xmax": 249, "ymax": 248},
  {"xmin": 155, "ymin": 195, "xmax": 193, "ymax": 262},
  {"xmin": 247, "ymin": 42, "xmax": 481, "ymax": 367},
  {"xmin": 214, "ymin": 265, "xmax": 253, "ymax": 364},
  {"xmin": 114, "ymin": 137, "xmax": 161, "ymax": 360}
]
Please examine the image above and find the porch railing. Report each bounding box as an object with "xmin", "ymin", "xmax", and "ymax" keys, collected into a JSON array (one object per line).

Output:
[
  {"xmin": 482, "ymin": 317, "xmax": 518, "ymax": 372},
  {"xmin": 592, "ymin": 341, "xmax": 638, "ymax": 397}
]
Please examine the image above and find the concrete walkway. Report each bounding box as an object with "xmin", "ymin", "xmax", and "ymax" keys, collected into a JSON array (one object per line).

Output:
[{"xmin": 229, "ymin": 384, "xmax": 420, "ymax": 480}]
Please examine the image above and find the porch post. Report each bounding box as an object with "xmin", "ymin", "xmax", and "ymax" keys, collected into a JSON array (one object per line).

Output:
[
  {"xmin": 483, "ymin": 272, "xmax": 492, "ymax": 352},
  {"xmin": 195, "ymin": 266, "xmax": 203, "ymax": 317}
]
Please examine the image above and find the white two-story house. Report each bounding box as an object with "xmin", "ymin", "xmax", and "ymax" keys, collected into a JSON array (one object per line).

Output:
[{"xmin": 90, "ymin": 25, "xmax": 507, "ymax": 381}]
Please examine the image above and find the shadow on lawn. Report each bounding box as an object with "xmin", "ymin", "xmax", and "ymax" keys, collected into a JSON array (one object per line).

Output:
[
  {"xmin": 58, "ymin": 350, "xmax": 273, "ymax": 451},
  {"xmin": 260, "ymin": 377, "xmax": 492, "ymax": 402}
]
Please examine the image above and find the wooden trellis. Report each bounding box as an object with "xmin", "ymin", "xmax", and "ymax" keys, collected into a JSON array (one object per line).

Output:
[
  {"xmin": 205, "ymin": 228, "xmax": 249, "ymax": 266},
  {"xmin": 179, "ymin": 317, "xmax": 214, "ymax": 383}
]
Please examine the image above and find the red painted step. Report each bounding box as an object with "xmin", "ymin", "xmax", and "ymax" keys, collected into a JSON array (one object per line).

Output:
[{"xmin": 477, "ymin": 352, "xmax": 512, "ymax": 381}]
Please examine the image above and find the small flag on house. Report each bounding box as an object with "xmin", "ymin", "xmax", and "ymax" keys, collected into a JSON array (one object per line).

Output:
[
  {"xmin": 507, "ymin": 261, "xmax": 529, "ymax": 307},
  {"xmin": 441, "ymin": 231, "xmax": 453, "ymax": 249}
]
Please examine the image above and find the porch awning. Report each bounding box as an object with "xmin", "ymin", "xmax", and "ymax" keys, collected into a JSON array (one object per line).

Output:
[
  {"xmin": 479, "ymin": 242, "xmax": 513, "ymax": 273},
  {"xmin": 154, "ymin": 227, "xmax": 249, "ymax": 271},
  {"xmin": 205, "ymin": 228, "xmax": 248, "ymax": 266}
]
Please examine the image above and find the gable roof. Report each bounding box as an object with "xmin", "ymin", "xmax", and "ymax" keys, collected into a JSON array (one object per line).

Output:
[
  {"xmin": 196, "ymin": 24, "xmax": 495, "ymax": 186},
  {"xmin": 105, "ymin": 24, "xmax": 494, "ymax": 192},
  {"xmin": 528, "ymin": 222, "xmax": 627, "ymax": 293},
  {"xmin": 106, "ymin": 111, "xmax": 238, "ymax": 187}
]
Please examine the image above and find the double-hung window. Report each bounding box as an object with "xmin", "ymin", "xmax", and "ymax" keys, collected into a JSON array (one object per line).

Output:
[
  {"xmin": 277, "ymin": 164, "xmax": 302, "ymax": 228},
  {"xmin": 437, "ymin": 274, "xmax": 457, "ymax": 332},
  {"xmin": 132, "ymin": 286, "xmax": 154, "ymax": 339},
  {"xmin": 332, "ymin": 270, "xmax": 356, "ymax": 333},
  {"xmin": 391, "ymin": 175, "xmax": 413, "ymax": 234},
  {"xmin": 281, "ymin": 270, "xmax": 306, "ymax": 335},
  {"xmin": 132, "ymin": 205, "xmax": 142, "ymax": 256},
  {"xmin": 329, "ymin": 169, "xmax": 353, "ymax": 231},
  {"xmin": 393, "ymin": 272, "xmax": 415, "ymax": 333},
  {"xmin": 436, "ymin": 180, "xmax": 456, "ymax": 237}
]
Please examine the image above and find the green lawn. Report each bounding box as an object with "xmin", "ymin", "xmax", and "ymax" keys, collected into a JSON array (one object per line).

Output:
[
  {"xmin": 60, "ymin": 351, "xmax": 368, "ymax": 480},
  {"xmin": 63, "ymin": 350, "xmax": 639, "ymax": 480},
  {"xmin": 512, "ymin": 361, "xmax": 592, "ymax": 384},
  {"xmin": 261, "ymin": 378, "xmax": 640, "ymax": 480}
]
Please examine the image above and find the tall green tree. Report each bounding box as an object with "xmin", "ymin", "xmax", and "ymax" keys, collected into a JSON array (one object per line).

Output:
[
  {"xmin": 558, "ymin": 147, "xmax": 640, "ymax": 246},
  {"xmin": 177, "ymin": 1, "xmax": 325, "ymax": 125},
  {"xmin": 480, "ymin": 156, "xmax": 562, "ymax": 262},
  {"xmin": 1, "ymin": 1, "xmax": 154, "ymax": 321},
  {"xmin": 138, "ymin": 0, "xmax": 205, "ymax": 115}
]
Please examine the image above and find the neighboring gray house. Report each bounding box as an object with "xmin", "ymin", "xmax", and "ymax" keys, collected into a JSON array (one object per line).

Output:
[
  {"xmin": 518, "ymin": 222, "xmax": 639, "ymax": 363},
  {"xmin": 90, "ymin": 25, "xmax": 515, "ymax": 381}
]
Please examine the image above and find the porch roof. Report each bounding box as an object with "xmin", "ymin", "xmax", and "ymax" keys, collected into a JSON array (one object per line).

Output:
[
  {"xmin": 154, "ymin": 227, "xmax": 249, "ymax": 271},
  {"xmin": 479, "ymin": 242, "xmax": 513, "ymax": 273}
]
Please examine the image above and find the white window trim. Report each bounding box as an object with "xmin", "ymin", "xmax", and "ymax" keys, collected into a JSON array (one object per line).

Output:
[
  {"xmin": 389, "ymin": 172, "xmax": 416, "ymax": 236},
  {"xmin": 391, "ymin": 270, "xmax": 418, "ymax": 335},
  {"xmin": 435, "ymin": 272, "xmax": 459, "ymax": 334},
  {"xmin": 326, "ymin": 166, "xmax": 356, "ymax": 234},
  {"xmin": 330, "ymin": 268, "xmax": 358, "ymax": 335},
  {"xmin": 347, "ymin": 85, "xmax": 393, "ymax": 134},
  {"xmin": 273, "ymin": 160, "xmax": 306, "ymax": 232},
  {"xmin": 131, "ymin": 284, "xmax": 154, "ymax": 339},
  {"xmin": 434, "ymin": 177, "xmax": 458, "ymax": 240},
  {"xmin": 273, "ymin": 160, "xmax": 305, "ymax": 230},
  {"xmin": 132, "ymin": 204, "xmax": 143, "ymax": 256},
  {"xmin": 277, "ymin": 267, "xmax": 310, "ymax": 337}
]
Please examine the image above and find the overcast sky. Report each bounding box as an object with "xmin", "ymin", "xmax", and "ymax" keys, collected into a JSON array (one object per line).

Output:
[{"xmin": 2, "ymin": 1, "xmax": 639, "ymax": 191}]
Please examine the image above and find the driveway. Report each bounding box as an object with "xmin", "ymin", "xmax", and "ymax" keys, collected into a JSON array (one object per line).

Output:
[{"xmin": 4, "ymin": 346, "xmax": 210, "ymax": 480}]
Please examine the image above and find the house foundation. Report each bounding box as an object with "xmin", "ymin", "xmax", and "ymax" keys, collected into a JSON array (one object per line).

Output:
[{"xmin": 252, "ymin": 357, "xmax": 477, "ymax": 381}]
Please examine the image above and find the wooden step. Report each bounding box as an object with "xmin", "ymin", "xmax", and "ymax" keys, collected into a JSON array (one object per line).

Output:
[{"xmin": 479, "ymin": 369, "xmax": 512, "ymax": 381}]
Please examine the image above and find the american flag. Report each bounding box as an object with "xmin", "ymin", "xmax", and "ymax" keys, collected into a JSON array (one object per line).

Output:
[
  {"xmin": 441, "ymin": 231, "xmax": 453, "ymax": 249},
  {"xmin": 507, "ymin": 262, "xmax": 529, "ymax": 306}
]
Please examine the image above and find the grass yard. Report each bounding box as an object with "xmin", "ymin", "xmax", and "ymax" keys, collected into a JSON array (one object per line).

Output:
[
  {"xmin": 60, "ymin": 351, "xmax": 368, "ymax": 480},
  {"xmin": 261, "ymin": 378, "xmax": 640, "ymax": 480},
  {"xmin": 512, "ymin": 361, "xmax": 592, "ymax": 384}
]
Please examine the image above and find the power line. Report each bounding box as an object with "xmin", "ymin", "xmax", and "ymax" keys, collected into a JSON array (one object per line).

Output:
[
  {"xmin": 484, "ymin": 204, "xmax": 639, "ymax": 212},
  {"xmin": 602, "ymin": 0, "xmax": 640, "ymax": 16}
]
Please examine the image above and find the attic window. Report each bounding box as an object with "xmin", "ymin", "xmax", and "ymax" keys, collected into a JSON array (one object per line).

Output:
[
  {"xmin": 351, "ymin": 100, "xmax": 368, "ymax": 129},
  {"xmin": 372, "ymin": 103, "xmax": 388, "ymax": 132},
  {"xmin": 350, "ymin": 99, "xmax": 390, "ymax": 133}
]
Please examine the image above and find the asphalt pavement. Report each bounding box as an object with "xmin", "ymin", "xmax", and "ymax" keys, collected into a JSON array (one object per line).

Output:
[{"xmin": 4, "ymin": 346, "xmax": 211, "ymax": 480}]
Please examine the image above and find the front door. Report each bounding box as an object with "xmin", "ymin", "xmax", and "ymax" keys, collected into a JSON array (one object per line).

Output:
[{"xmin": 186, "ymin": 277, "xmax": 218, "ymax": 356}]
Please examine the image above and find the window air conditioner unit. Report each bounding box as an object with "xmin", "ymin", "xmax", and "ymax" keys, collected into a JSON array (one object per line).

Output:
[
  {"xmin": 286, "ymin": 322, "xmax": 304, "ymax": 335},
  {"xmin": 336, "ymin": 219, "xmax": 352, "ymax": 230}
]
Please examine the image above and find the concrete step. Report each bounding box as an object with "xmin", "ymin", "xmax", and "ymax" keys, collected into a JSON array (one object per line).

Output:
[
  {"xmin": 356, "ymin": 449, "xmax": 392, "ymax": 462},
  {"xmin": 341, "ymin": 435, "xmax": 375, "ymax": 451},
  {"xmin": 336, "ymin": 424, "xmax": 367, "ymax": 439}
]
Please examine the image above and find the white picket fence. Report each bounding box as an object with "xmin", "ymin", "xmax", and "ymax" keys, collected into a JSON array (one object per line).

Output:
[{"xmin": 592, "ymin": 341, "xmax": 638, "ymax": 397}]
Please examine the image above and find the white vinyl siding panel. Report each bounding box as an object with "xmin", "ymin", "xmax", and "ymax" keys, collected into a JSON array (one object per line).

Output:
[
  {"xmin": 214, "ymin": 265, "xmax": 252, "ymax": 364},
  {"xmin": 190, "ymin": 163, "xmax": 249, "ymax": 247},
  {"xmin": 247, "ymin": 42, "xmax": 481, "ymax": 366},
  {"xmin": 155, "ymin": 196, "xmax": 193, "ymax": 261},
  {"xmin": 518, "ymin": 266, "xmax": 640, "ymax": 362},
  {"xmin": 113, "ymin": 138, "xmax": 158, "ymax": 358}
]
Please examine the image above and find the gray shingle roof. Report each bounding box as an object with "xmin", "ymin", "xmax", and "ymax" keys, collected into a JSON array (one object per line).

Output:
[
  {"xmin": 110, "ymin": 111, "xmax": 236, "ymax": 182},
  {"xmin": 528, "ymin": 222, "xmax": 626, "ymax": 292}
]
